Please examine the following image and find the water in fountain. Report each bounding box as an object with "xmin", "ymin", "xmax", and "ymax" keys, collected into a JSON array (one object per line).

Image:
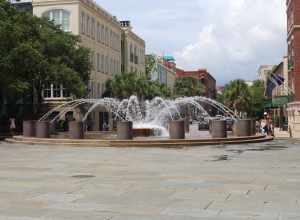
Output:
[{"xmin": 39, "ymin": 96, "xmax": 238, "ymax": 137}]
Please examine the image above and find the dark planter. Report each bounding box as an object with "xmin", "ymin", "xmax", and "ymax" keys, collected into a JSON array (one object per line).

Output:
[
  {"xmin": 23, "ymin": 120, "xmax": 36, "ymax": 137},
  {"xmin": 234, "ymin": 119, "xmax": 251, "ymax": 137},
  {"xmin": 211, "ymin": 120, "xmax": 227, "ymax": 138},
  {"xmin": 36, "ymin": 121, "xmax": 50, "ymax": 138},
  {"xmin": 117, "ymin": 121, "xmax": 133, "ymax": 140},
  {"xmin": 169, "ymin": 120, "xmax": 185, "ymax": 139},
  {"xmin": 69, "ymin": 121, "xmax": 84, "ymax": 139}
]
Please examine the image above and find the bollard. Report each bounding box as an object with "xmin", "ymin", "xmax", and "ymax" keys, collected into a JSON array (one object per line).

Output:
[
  {"xmin": 169, "ymin": 120, "xmax": 185, "ymax": 139},
  {"xmin": 117, "ymin": 121, "xmax": 133, "ymax": 140},
  {"xmin": 234, "ymin": 119, "xmax": 252, "ymax": 137},
  {"xmin": 250, "ymin": 119, "xmax": 256, "ymax": 136},
  {"xmin": 23, "ymin": 120, "xmax": 36, "ymax": 137},
  {"xmin": 211, "ymin": 120, "xmax": 227, "ymax": 138},
  {"xmin": 36, "ymin": 121, "xmax": 50, "ymax": 138},
  {"xmin": 69, "ymin": 121, "xmax": 84, "ymax": 139}
]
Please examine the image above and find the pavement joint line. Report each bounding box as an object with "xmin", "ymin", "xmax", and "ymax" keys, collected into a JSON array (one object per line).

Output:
[
  {"xmin": 264, "ymin": 184, "xmax": 269, "ymax": 191},
  {"xmin": 246, "ymin": 189, "xmax": 251, "ymax": 195},
  {"xmin": 204, "ymin": 200, "xmax": 214, "ymax": 210},
  {"xmin": 225, "ymin": 193, "xmax": 232, "ymax": 201}
]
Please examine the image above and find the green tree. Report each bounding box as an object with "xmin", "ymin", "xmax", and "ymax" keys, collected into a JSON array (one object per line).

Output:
[
  {"xmin": 249, "ymin": 80, "xmax": 265, "ymax": 117},
  {"xmin": 104, "ymin": 73, "xmax": 172, "ymax": 100},
  {"xmin": 173, "ymin": 77, "xmax": 204, "ymax": 97},
  {"xmin": 223, "ymin": 79, "xmax": 251, "ymax": 114},
  {"xmin": 145, "ymin": 54, "xmax": 156, "ymax": 79},
  {"xmin": 0, "ymin": 0, "xmax": 91, "ymax": 116}
]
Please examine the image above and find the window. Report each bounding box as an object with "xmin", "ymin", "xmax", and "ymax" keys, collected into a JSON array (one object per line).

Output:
[
  {"xmin": 101, "ymin": 54, "xmax": 104, "ymax": 72},
  {"xmin": 91, "ymin": 17, "xmax": 95, "ymax": 39},
  {"xmin": 42, "ymin": 84, "xmax": 70, "ymax": 99},
  {"xmin": 105, "ymin": 27, "xmax": 108, "ymax": 45},
  {"xmin": 53, "ymin": 84, "xmax": 61, "ymax": 98},
  {"xmin": 62, "ymin": 86, "xmax": 70, "ymax": 97},
  {"xmin": 105, "ymin": 55, "xmax": 108, "ymax": 73},
  {"xmin": 80, "ymin": 12, "xmax": 85, "ymax": 34},
  {"xmin": 43, "ymin": 9, "xmax": 70, "ymax": 31},
  {"xmin": 90, "ymin": 51, "xmax": 95, "ymax": 69},
  {"xmin": 110, "ymin": 30, "xmax": 113, "ymax": 47},
  {"xmin": 97, "ymin": 53, "xmax": 100, "ymax": 72},
  {"xmin": 130, "ymin": 44, "xmax": 134, "ymax": 63},
  {"xmin": 101, "ymin": 25, "xmax": 104, "ymax": 43},
  {"xmin": 86, "ymin": 15, "xmax": 90, "ymax": 36},
  {"xmin": 97, "ymin": 22, "xmax": 100, "ymax": 42},
  {"xmin": 43, "ymin": 83, "xmax": 51, "ymax": 98}
]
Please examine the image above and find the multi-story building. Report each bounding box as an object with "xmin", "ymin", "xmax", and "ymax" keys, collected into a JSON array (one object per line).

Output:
[
  {"xmin": 33, "ymin": 0, "xmax": 122, "ymax": 100},
  {"xmin": 176, "ymin": 68, "xmax": 217, "ymax": 99},
  {"xmin": 33, "ymin": 0, "xmax": 122, "ymax": 130},
  {"xmin": 120, "ymin": 20, "xmax": 145, "ymax": 76},
  {"xmin": 287, "ymin": 0, "xmax": 300, "ymax": 137},
  {"xmin": 150, "ymin": 55, "xmax": 176, "ymax": 89}
]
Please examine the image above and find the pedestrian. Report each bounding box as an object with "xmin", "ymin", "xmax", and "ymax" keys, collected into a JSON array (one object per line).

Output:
[{"xmin": 9, "ymin": 117, "xmax": 16, "ymax": 136}]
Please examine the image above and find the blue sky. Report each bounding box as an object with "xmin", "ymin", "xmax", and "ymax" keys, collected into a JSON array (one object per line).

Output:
[{"xmin": 97, "ymin": 0, "xmax": 286, "ymax": 85}]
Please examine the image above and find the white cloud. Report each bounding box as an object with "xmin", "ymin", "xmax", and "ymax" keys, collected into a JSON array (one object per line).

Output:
[
  {"xmin": 97, "ymin": 0, "xmax": 286, "ymax": 85},
  {"xmin": 175, "ymin": 0, "xmax": 286, "ymax": 84}
]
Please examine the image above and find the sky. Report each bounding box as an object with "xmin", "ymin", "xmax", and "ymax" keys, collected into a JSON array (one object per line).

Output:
[{"xmin": 97, "ymin": 0, "xmax": 287, "ymax": 85}]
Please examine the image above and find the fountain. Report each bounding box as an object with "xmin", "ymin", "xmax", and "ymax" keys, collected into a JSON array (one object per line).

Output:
[
  {"xmin": 38, "ymin": 95, "xmax": 238, "ymax": 137},
  {"xmin": 6, "ymin": 96, "xmax": 273, "ymax": 147}
]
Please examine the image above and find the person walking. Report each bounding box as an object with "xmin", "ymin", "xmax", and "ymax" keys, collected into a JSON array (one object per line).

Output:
[{"xmin": 9, "ymin": 117, "xmax": 16, "ymax": 136}]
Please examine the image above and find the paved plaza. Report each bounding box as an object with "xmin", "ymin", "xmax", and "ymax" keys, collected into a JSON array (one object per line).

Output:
[{"xmin": 0, "ymin": 139, "xmax": 299, "ymax": 219}]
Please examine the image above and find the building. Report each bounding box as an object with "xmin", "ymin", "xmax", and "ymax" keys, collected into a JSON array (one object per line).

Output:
[
  {"xmin": 10, "ymin": 0, "xmax": 32, "ymax": 12},
  {"xmin": 287, "ymin": 0, "xmax": 300, "ymax": 137},
  {"xmin": 264, "ymin": 57, "xmax": 290, "ymax": 130},
  {"xmin": 176, "ymin": 68, "xmax": 217, "ymax": 99},
  {"xmin": 120, "ymin": 21, "xmax": 145, "ymax": 75},
  {"xmin": 258, "ymin": 65, "xmax": 276, "ymax": 85},
  {"xmin": 33, "ymin": 0, "xmax": 123, "ymax": 130},
  {"xmin": 272, "ymin": 57, "xmax": 289, "ymax": 98},
  {"xmin": 150, "ymin": 55, "xmax": 176, "ymax": 89}
]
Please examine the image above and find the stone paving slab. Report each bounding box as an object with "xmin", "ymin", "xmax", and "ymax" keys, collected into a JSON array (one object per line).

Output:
[{"xmin": 0, "ymin": 139, "xmax": 299, "ymax": 219}]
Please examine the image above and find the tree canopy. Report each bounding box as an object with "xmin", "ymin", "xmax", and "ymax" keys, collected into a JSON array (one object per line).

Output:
[
  {"xmin": 222, "ymin": 79, "xmax": 251, "ymax": 114},
  {"xmin": 173, "ymin": 77, "xmax": 204, "ymax": 97},
  {"xmin": 0, "ymin": 0, "xmax": 91, "ymax": 104},
  {"xmin": 220, "ymin": 79, "xmax": 265, "ymax": 117},
  {"xmin": 145, "ymin": 54, "xmax": 156, "ymax": 79},
  {"xmin": 104, "ymin": 73, "xmax": 172, "ymax": 100}
]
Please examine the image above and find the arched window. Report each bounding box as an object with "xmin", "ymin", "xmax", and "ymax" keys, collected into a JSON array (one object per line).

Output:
[{"xmin": 43, "ymin": 9, "xmax": 70, "ymax": 31}]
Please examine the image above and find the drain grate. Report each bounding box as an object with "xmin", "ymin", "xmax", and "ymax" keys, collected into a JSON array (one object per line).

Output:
[{"xmin": 71, "ymin": 174, "xmax": 95, "ymax": 179}]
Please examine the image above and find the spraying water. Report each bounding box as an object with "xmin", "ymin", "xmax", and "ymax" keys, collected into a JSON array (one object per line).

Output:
[{"xmin": 39, "ymin": 96, "xmax": 238, "ymax": 136}]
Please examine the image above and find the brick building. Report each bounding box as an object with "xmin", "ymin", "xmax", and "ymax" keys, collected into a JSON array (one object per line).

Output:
[
  {"xmin": 287, "ymin": 0, "xmax": 300, "ymax": 98},
  {"xmin": 287, "ymin": 0, "xmax": 300, "ymax": 137},
  {"xmin": 176, "ymin": 68, "xmax": 216, "ymax": 99}
]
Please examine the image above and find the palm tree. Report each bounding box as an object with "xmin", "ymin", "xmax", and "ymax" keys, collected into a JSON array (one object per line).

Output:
[{"xmin": 223, "ymin": 79, "xmax": 251, "ymax": 115}]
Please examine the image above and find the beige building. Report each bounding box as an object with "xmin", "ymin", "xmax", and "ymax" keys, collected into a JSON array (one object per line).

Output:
[
  {"xmin": 33, "ymin": 0, "xmax": 122, "ymax": 101},
  {"xmin": 33, "ymin": 0, "xmax": 123, "ymax": 130},
  {"xmin": 120, "ymin": 21, "xmax": 145, "ymax": 76}
]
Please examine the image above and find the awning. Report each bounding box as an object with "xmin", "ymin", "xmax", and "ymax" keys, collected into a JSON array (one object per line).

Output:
[{"xmin": 272, "ymin": 96, "xmax": 291, "ymax": 107}]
